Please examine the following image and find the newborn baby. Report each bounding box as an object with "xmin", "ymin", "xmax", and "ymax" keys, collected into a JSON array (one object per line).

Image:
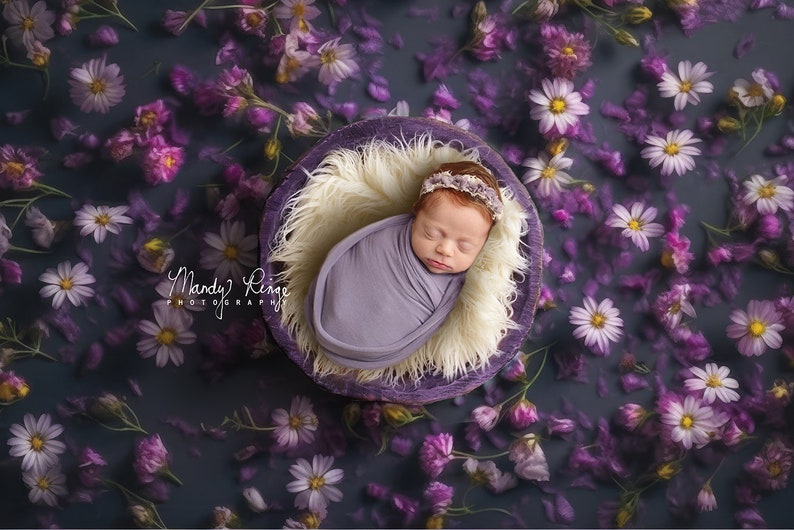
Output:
[{"xmin": 304, "ymin": 160, "xmax": 503, "ymax": 370}]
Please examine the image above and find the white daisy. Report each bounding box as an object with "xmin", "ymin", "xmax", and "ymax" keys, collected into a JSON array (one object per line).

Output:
[
  {"xmin": 605, "ymin": 202, "xmax": 665, "ymax": 252},
  {"xmin": 726, "ymin": 299, "xmax": 784, "ymax": 357},
  {"xmin": 286, "ymin": 454, "xmax": 344, "ymax": 518},
  {"xmin": 521, "ymin": 151, "xmax": 573, "ymax": 198},
  {"xmin": 136, "ymin": 305, "xmax": 197, "ymax": 367},
  {"xmin": 742, "ymin": 174, "xmax": 794, "ymax": 215},
  {"xmin": 732, "ymin": 69, "xmax": 774, "ymax": 108},
  {"xmin": 528, "ymin": 77, "xmax": 590, "ymax": 135},
  {"xmin": 272, "ymin": 395, "xmax": 319, "ymax": 448},
  {"xmin": 2, "ymin": 0, "xmax": 56, "ymax": 48},
  {"xmin": 657, "ymin": 60, "xmax": 714, "ymax": 111},
  {"xmin": 640, "ymin": 129, "xmax": 701, "ymax": 177},
  {"xmin": 22, "ymin": 465, "xmax": 68, "ymax": 507},
  {"xmin": 38, "ymin": 261, "xmax": 96, "ymax": 309},
  {"xmin": 684, "ymin": 363, "xmax": 741, "ymax": 404},
  {"xmin": 73, "ymin": 204, "xmax": 133, "ymax": 243},
  {"xmin": 7, "ymin": 413, "xmax": 66, "ymax": 473},
  {"xmin": 316, "ymin": 37, "xmax": 360, "ymax": 86},
  {"xmin": 568, "ymin": 296, "xmax": 624, "ymax": 354},
  {"xmin": 660, "ymin": 395, "xmax": 716, "ymax": 450},
  {"xmin": 273, "ymin": 0, "xmax": 321, "ymax": 33},
  {"xmin": 199, "ymin": 220, "xmax": 258, "ymax": 284}
]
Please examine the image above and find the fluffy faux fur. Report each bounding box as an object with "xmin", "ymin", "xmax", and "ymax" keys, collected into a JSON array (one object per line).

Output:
[{"xmin": 268, "ymin": 133, "xmax": 529, "ymax": 385}]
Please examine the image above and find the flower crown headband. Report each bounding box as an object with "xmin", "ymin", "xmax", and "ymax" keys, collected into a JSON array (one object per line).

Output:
[{"xmin": 420, "ymin": 170, "xmax": 503, "ymax": 221}]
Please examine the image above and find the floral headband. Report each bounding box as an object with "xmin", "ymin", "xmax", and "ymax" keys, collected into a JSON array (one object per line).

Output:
[{"xmin": 420, "ymin": 170, "xmax": 503, "ymax": 221}]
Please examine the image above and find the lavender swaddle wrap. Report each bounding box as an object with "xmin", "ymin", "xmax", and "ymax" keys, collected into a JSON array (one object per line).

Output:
[{"xmin": 304, "ymin": 214, "xmax": 465, "ymax": 369}]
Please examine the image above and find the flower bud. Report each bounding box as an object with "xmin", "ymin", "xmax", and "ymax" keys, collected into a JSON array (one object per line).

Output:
[
  {"xmin": 697, "ymin": 482, "xmax": 717, "ymax": 512},
  {"xmin": 471, "ymin": 0, "xmax": 488, "ymax": 24},
  {"xmin": 768, "ymin": 93, "xmax": 786, "ymax": 115},
  {"xmin": 507, "ymin": 398, "xmax": 539, "ymax": 430},
  {"xmin": 656, "ymin": 461, "xmax": 680, "ymax": 480},
  {"xmin": 129, "ymin": 505, "xmax": 156, "ymax": 528},
  {"xmin": 263, "ymin": 137, "xmax": 281, "ymax": 160},
  {"xmin": 136, "ymin": 237, "xmax": 175, "ymax": 273},
  {"xmin": 758, "ymin": 248, "xmax": 782, "ymax": 270},
  {"xmin": 299, "ymin": 511, "xmax": 323, "ymax": 528},
  {"xmin": 717, "ymin": 116, "xmax": 742, "ymax": 133},
  {"xmin": 91, "ymin": 393, "xmax": 124, "ymax": 420},
  {"xmin": 546, "ymin": 138, "xmax": 568, "ymax": 156},
  {"xmin": 470, "ymin": 405, "xmax": 501, "ymax": 431},
  {"xmin": 613, "ymin": 29, "xmax": 640, "ymax": 47},
  {"xmin": 242, "ymin": 486, "xmax": 268, "ymax": 513},
  {"xmin": 212, "ymin": 506, "xmax": 241, "ymax": 529},
  {"xmin": 622, "ymin": 6, "xmax": 652, "ymax": 24},
  {"xmin": 381, "ymin": 403, "xmax": 415, "ymax": 427}
]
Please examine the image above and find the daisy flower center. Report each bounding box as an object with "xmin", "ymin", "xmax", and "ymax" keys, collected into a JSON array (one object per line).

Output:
[
  {"xmin": 540, "ymin": 166, "xmax": 557, "ymax": 180},
  {"xmin": 669, "ymin": 301, "xmax": 681, "ymax": 314},
  {"xmin": 245, "ymin": 12, "xmax": 264, "ymax": 26},
  {"xmin": 549, "ymin": 98, "xmax": 567, "ymax": 114},
  {"xmin": 36, "ymin": 477, "xmax": 51, "ymax": 491},
  {"xmin": 30, "ymin": 434, "xmax": 45, "ymax": 452},
  {"xmin": 705, "ymin": 374, "xmax": 723, "ymax": 388},
  {"xmin": 21, "ymin": 17, "xmax": 35, "ymax": 31},
  {"xmin": 224, "ymin": 245, "xmax": 239, "ymax": 261},
  {"xmin": 292, "ymin": 3, "xmax": 306, "ymax": 17},
  {"xmin": 767, "ymin": 461, "xmax": 781, "ymax": 478},
  {"xmin": 94, "ymin": 213, "xmax": 111, "ymax": 226},
  {"xmin": 309, "ymin": 475, "xmax": 326, "ymax": 490},
  {"xmin": 663, "ymin": 143, "xmax": 680, "ymax": 156},
  {"xmin": 746, "ymin": 83, "xmax": 764, "ymax": 98},
  {"xmin": 289, "ymin": 415, "xmax": 302, "ymax": 428},
  {"xmin": 590, "ymin": 313, "xmax": 606, "ymax": 329},
  {"xmin": 164, "ymin": 154, "xmax": 177, "ymax": 169},
  {"xmin": 3, "ymin": 161, "xmax": 25, "ymax": 177},
  {"xmin": 89, "ymin": 78, "xmax": 106, "ymax": 95},
  {"xmin": 680, "ymin": 80, "xmax": 693, "ymax": 93},
  {"xmin": 320, "ymin": 49, "xmax": 337, "ymax": 65},
  {"xmin": 561, "ymin": 46, "xmax": 575, "ymax": 56},
  {"xmin": 679, "ymin": 414, "xmax": 693, "ymax": 429},
  {"xmin": 156, "ymin": 328, "xmax": 176, "ymax": 346},
  {"xmin": 139, "ymin": 110, "xmax": 157, "ymax": 127},
  {"xmin": 748, "ymin": 320, "xmax": 766, "ymax": 338},
  {"xmin": 59, "ymin": 277, "xmax": 74, "ymax": 291},
  {"xmin": 627, "ymin": 219, "xmax": 642, "ymax": 231},
  {"xmin": 757, "ymin": 183, "xmax": 776, "ymax": 199}
]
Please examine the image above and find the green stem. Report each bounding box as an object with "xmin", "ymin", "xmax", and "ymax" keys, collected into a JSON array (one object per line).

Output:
[
  {"xmin": 176, "ymin": 0, "xmax": 215, "ymax": 34},
  {"xmin": 82, "ymin": 1, "xmax": 139, "ymax": 31}
]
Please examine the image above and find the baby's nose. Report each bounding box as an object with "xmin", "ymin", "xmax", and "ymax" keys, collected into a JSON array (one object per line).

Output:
[{"xmin": 437, "ymin": 241, "xmax": 454, "ymax": 256}]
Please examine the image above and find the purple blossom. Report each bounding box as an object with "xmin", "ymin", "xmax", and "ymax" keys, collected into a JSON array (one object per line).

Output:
[
  {"xmin": 419, "ymin": 433, "xmax": 454, "ymax": 478},
  {"xmin": 132, "ymin": 434, "xmax": 173, "ymax": 484}
]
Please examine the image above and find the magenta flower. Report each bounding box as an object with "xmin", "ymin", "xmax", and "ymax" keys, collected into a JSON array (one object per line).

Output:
[
  {"xmin": 507, "ymin": 398, "xmax": 539, "ymax": 430},
  {"xmin": 0, "ymin": 144, "xmax": 43, "ymax": 190},
  {"xmin": 67, "ymin": 56, "xmax": 126, "ymax": 114},
  {"xmin": 419, "ymin": 432, "xmax": 454, "ymax": 478},
  {"xmin": 541, "ymin": 24, "xmax": 592, "ymax": 79},
  {"xmin": 726, "ymin": 299, "xmax": 784, "ymax": 356},
  {"xmin": 743, "ymin": 436, "xmax": 793, "ymax": 491},
  {"xmin": 142, "ymin": 136, "xmax": 184, "ymax": 185},
  {"xmin": 133, "ymin": 433, "xmax": 180, "ymax": 485},
  {"xmin": 470, "ymin": 405, "xmax": 500, "ymax": 431},
  {"xmin": 423, "ymin": 481, "xmax": 454, "ymax": 516}
]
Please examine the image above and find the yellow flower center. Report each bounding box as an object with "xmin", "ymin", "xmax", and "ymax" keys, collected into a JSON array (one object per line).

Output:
[
  {"xmin": 748, "ymin": 320, "xmax": 766, "ymax": 338},
  {"xmin": 590, "ymin": 313, "xmax": 606, "ymax": 329},
  {"xmin": 746, "ymin": 83, "xmax": 764, "ymax": 98},
  {"xmin": 164, "ymin": 155, "xmax": 176, "ymax": 169},
  {"xmin": 663, "ymin": 143, "xmax": 680, "ymax": 156},
  {"xmin": 59, "ymin": 277, "xmax": 73, "ymax": 291},
  {"xmin": 705, "ymin": 374, "xmax": 723, "ymax": 388},
  {"xmin": 30, "ymin": 435, "xmax": 45, "ymax": 452},
  {"xmin": 21, "ymin": 16, "xmax": 35, "ymax": 31},
  {"xmin": 289, "ymin": 415, "xmax": 302, "ymax": 428},
  {"xmin": 292, "ymin": 3, "xmax": 306, "ymax": 18},
  {"xmin": 757, "ymin": 183, "xmax": 776, "ymax": 199},
  {"xmin": 36, "ymin": 477, "xmax": 51, "ymax": 491},
  {"xmin": 224, "ymin": 245, "xmax": 239, "ymax": 261},
  {"xmin": 561, "ymin": 46, "xmax": 575, "ymax": 56},
  {"xmin": 139, "ymin": 110, "xmax": 157, "ymax": 128},
  {"xmin": 679, "ymin": 414, "xmax": 693, "ymax": 429},
  {"xmin": 320, "ymin": 49, "xmax": 337, "ymax": 65},
  {"xmin": 669, "ymin": 301, "xmax": 681, "ymax": 314},
  {"xmin": 156, "ymin": 328, "xmax": 176, "ymax": 346},
  {"xmin": 680, "ymin": 80, "xmax": 692, "ymax": 93},
  {"xmin": 308, "ymin": 475, "xmax": 325, "ymax": 490},
  {"xmin": 2, "ymin": 161, "xmax": 25, "ymax": 178},
  {"xmin": 277, "ymin": 57, "xmax": 301, "ymax": 84},
  {"xmin": 245, "ymin": 11, "xmax": 264, "ymax": 27},
  {"xmin": 540, "ymin": 166, "xmax": 557, "ymax": 180},
  {"xmin": 767, "ymin": 461, "xmax": 781, "ymax": 478},
  {"xmin": 89, "ymin": 79, "xmax": 106, "ymax": 95},
  {"xmin": 627, "ymin": 219, "xmax": 641, "ymax": 231},
  {"xmin": 94, "ymin": 213, "xmax": 111, "ymax": 226},
  {"xmin": 549, "ymin": 97, "xmax": 567, "ymax": 114}
]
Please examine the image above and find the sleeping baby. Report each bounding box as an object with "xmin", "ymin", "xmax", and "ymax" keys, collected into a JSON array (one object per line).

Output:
[{"xmin": 304, "ymin": 160, "xmax": 504, "ymax": 370}]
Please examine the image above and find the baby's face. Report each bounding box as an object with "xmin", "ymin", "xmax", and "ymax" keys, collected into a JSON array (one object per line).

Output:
[{"xmin": 410, "ymin": 193, "xmax": 492, "ymax": 274}]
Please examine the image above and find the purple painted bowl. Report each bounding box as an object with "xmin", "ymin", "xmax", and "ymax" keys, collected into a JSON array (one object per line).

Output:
[{"xmin": 259, "ymin": 116, "xmax": 543, "ymax": 404}]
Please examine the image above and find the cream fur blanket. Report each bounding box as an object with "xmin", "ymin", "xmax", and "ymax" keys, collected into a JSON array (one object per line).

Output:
[{"xmin": 268, "ymin": 133, "xmax": 529, "ymax": 385}]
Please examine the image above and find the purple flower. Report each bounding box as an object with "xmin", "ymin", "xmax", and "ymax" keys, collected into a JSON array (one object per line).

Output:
[
  {"xmin": 541, "ymin": 24, "xmax": 592, "ymax": 79},
  {"xmin": 743, "ymin": 436, "xmax": 793, "ymax": 491},
  {"xmin": 76, "ymin": 447, "xmax": 107, "ymax": 488},
  {"xmin": 726, "ymin": 299, "xmax": 784, "ymax": 356},
  {"xmin": 0, "ymin": 144, "xmax": 43, "ymax": 190},
  {"xmin": 67, "ymin": 56, "xmax": 126, "ymax": 114},
  {"xmin": 507, "ymin": 398, "xmax": 539, "ymax": 430},
  {"xmin": 142, "ymin": 136, "xmax": 184, "ymax": 185},
  {"xmin": 470, "ymin": 405, "xmax": 500, "ymax": 431},
  {"xmin": 419, "ymin": 433, "xmax": 454, "ymax": 478},
  {"xmin": 133, "ymin": 434, "xmax": 179, "ymax": 485},
  {"xmin": 423, "ymin": 481, "xmax": 454, "ymax": 515},
  {"xmin": 88, "ymin": 25, "xmax": 119, "ymax": 48}
]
